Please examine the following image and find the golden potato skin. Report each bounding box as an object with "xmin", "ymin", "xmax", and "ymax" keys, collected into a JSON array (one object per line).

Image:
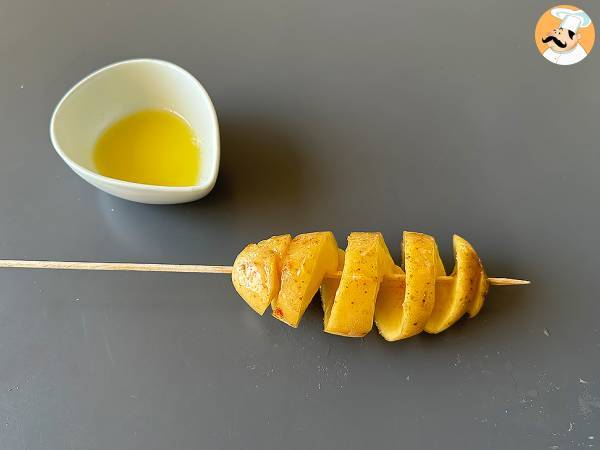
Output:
[
  {"xmin": 233, "ymin": 231, "xmax": 493, "ymax": 341},
  {"xmin": 231, "ymin": 234, "xmax": 291, "ymax": 315},
  {"xmin": 271, "ymin": 232, "xmax": 339, "ymax": 327},
  {"xmin": 467, "ymin": 275, "xmax": 489, "ymax": 318},
  {"xmin": 324, "ymin": 232, "xmax": 395, "ymax": 337},
  {"xmin": 375, "ymin": 232, "xmax": 443, "ymax": 341},
  {"xmin": 260, "ymin": 234, "xmax": 292, "ymax": 262},
  {"xmin": 424, "ymin": 235, "xmax": 486, "ymax": 334}
]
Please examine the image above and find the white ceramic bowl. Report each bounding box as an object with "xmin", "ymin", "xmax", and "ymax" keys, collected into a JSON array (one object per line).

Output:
[{"xmin": 50, "ymin": 59, "xmax": 220, "ymax": 204}]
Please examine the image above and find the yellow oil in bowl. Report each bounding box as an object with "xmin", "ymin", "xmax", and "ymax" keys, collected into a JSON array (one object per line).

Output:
[{"xmin": 93, "ymin": 109, "xmax": 200, "ymax": 187}]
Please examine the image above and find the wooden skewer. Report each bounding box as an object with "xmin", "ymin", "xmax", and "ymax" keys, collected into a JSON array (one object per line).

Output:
[
  {"xmin": 0, "ymin": 260, "xmax": 233, "ymax": 274},
  {"xmin": 0, "ymin": 260, "xmax": 530, "ymax": 286}
]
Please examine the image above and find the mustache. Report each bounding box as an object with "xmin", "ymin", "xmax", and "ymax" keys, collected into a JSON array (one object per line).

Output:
[{"xmin": 542, "ymin": 35, "xmax": 567, "ymax": 48}]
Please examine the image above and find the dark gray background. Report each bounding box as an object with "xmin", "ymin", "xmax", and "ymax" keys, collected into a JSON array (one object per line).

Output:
[{"xmin": 0, "ymin": 0, "xmax": 599, "ymax": 448}]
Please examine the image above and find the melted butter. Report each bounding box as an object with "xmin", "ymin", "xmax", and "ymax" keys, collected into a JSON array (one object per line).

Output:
[{"xmin": 93, "ymin": 109, "xmax": 200, "ymax": 187}]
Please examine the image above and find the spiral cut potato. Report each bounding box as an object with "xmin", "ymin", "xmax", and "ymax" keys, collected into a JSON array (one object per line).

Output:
[{"xmin": 232, "ymin": 231, "xmax": 488, "ymax": 340}]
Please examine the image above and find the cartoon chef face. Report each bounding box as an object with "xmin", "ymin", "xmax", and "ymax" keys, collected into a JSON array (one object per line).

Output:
[
  {"xmin": 536, "ymin": 6, "xmax": 593, "ymax": 66},
  {"xmin": 542, "ymin": 26, "xmax": 581, "ymax": 52}
]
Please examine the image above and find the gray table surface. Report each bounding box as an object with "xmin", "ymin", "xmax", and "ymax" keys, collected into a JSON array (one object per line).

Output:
[{"xmin": 1, "ymin": 0, "xmax": 599, "ymax": 449}]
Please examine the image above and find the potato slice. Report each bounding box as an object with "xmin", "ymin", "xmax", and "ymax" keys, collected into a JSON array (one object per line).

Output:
[
  {"xmin": 466, "ymin": 272, "xmax": 489, "ymax": 318},
  {"xmin": 231, "ymin": 234, "xmax": 291, "ymax": 315},
  {"xmin": 272, "ymin": 232, "xmax": 339, "ymax": 327},
  {"xmin": 260, "ymin": 234, "xmax": 292, "ymax": 261},
  {"xmin": 375, "ymin": 232, "xmax": 442, "ymax": 341},
  {"xmin": 425, "ymin": 235, "xmax": 486, "ymax": 334},
  {"xmin": 371, "ymin": 265, "xmax": 405, "ymax": 340},
  {"xmin": 324, "ymin": 232, "xmax": 394, "ymax": 337},
  {"xmin": 320, "ymin": 248, "xmax": 345, "ymax": 324}
]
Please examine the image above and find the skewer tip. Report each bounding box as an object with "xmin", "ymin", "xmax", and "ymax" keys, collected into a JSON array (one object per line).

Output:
[{"xmin": 487, "ymin": 277, "xmax": 530, "ymax": 286}]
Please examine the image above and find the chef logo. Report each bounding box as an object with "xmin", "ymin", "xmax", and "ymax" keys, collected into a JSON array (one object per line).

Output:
[{"xmin": 535, "ymin": 5, "xmax": 595, "ymax": 65}]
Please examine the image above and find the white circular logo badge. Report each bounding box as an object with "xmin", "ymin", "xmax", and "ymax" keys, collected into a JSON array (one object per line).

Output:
[{"xmin": 535, "ymin": 5, "xmax": 595, "ymax": 65}]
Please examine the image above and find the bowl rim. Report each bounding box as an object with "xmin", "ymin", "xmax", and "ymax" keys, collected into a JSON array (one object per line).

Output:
[{"xmin": 49, "ymin": 58, "xmax": 220, "ymax": 193}]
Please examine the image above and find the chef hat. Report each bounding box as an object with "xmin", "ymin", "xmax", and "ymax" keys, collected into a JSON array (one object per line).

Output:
[{"xmin": 551, "ymin": 8, "xmax": 592, "ymax": 33}]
